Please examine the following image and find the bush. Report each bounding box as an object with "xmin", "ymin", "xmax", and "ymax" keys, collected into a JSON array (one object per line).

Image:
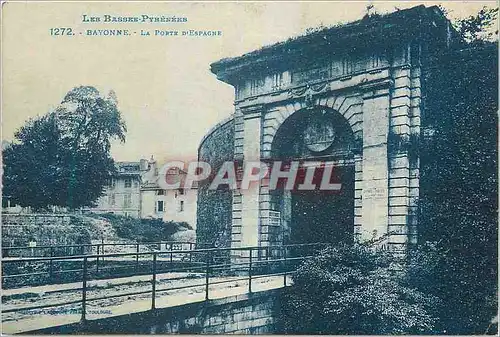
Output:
[
  {"xmin": 277, "ymin": 244, "xmax": 440, "ymax": 334},
  {"xmin": 407, "ymin": 242, "xmax": 498, "ymax": 334},
  {"xmin": 92, "ymin": 213, "xmax": 192, "ymax": 242}
]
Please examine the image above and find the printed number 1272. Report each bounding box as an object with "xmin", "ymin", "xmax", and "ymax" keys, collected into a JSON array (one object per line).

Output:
[{"xmin": 50, "ymin": 28, "xmax": 74, "ymax": 36}]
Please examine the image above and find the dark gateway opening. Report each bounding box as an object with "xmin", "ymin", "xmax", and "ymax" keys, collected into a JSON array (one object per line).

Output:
[
  {"xmin": 270, "ymin": 107, "xmax": 358, "ymax": 248},
  {"xmin": 290, "ymin": 165, "xmax": 354, "ymax": 245}
]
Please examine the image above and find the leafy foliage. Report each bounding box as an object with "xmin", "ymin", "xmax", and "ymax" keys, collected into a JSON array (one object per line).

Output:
[
  {"xmin": 419, "ymin": 44, "xmax": 498, "ymax": 333},
  {"xmin": 277, "ymin": 244, "xmax": 440, "ymax": 334},
  {"xmin": 3, "ymin": 86, "xmax": 126, "ymax": 209},
  {"xmin": 454, "ymin": 6, "xmax": 499, "ymax": 44}
]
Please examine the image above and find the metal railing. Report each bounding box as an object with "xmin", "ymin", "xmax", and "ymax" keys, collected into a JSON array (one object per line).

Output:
[
  {"xmin": 2, "ymin": 241, "xmax": 213, "ymax": 288},
  {"xmin": 2, "ymin": 240, "xmax": 198, "ymax": 258},
  {"xmin": 2, "ymin": 243, "xmax": 327, "ymax": 322}
]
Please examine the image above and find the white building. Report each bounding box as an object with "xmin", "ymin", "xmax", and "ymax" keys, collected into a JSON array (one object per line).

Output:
[
  {"xmin": 87, "ymin": 157, "xmax": 197, "ymax": 229},
  {"xmin": 91, "ymin": 161, "xmax": 143, "ymax": 218}
]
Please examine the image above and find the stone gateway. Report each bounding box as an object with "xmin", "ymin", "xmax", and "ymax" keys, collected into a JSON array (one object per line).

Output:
[{"xmin": 197, "ymin": 6, "xmax": 461, "ymax": 255}]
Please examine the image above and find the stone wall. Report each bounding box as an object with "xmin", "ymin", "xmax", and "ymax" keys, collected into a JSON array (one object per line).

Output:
[
  {"xmin": 196, "ymin": 116, "xmax": 235, "ymax": 249},
  {"xmin": 1, "ymin": 214, "xmax": 91, "ymax": 249},
  {"xmin": 28, "ymin": 289, "xmax": 280, "ymax": 334},
  {"xmin": 151, "ymin": 291, "xmax": 277, "ymax": 334}
]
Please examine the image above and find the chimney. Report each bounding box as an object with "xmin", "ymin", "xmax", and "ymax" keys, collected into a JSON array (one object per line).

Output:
[
  {"xmin": 149, "ymin": 155, "xmax": 158, "ymax": 175},
  {"xmin": 140, "ymin": 159, "xmax": 148, "ymax": 171}
]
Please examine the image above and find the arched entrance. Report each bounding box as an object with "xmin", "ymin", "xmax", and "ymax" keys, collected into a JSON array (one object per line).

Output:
[{"xmin": 269, "ymin": 106, "xmax": 356, "ymax": 245}]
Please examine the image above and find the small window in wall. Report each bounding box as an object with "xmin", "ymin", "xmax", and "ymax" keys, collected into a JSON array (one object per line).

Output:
[
  {"xmin": 371, "ymin": 52, "xmax": 380, "ymax": 69},
  {"xmin": 179, "ymin": 201, "xmax": 184, "ymax": 212},
  {"xmin": 235, "ymin": 84, "xmax": 241, "ymax": 100},
  {"xmin": 124, "ymin": 178, "xmax": 132, "ymax": 188},
  {"xmin": 178, "ymin": 188, "xmax": 184, "ymax": 195},
  {"xmin": 157, "ymin": 189, "xmax": 165, "ymax": 196},
  {"xmin": 250, "ymin": 80, "xmax": 258, "ymax": 95},
  {"xmin": 272, "ymin": 72, "xmax": 283, "ymax": 91},
  {"xmin": 123, "ymin": 194, "xmax": 131, "ymax": 208},
  {"xmin": 250, "ymin": 78, "xmax": 264, "ymax": 96},
  {"xmin": 342, "ymin": 58, "xmax": 353, "ymax": 75},
  {"xmin": 28, "ymin": 237, "xmax": 37, "ymax": 247},
  {"xmin": 109, "ymin": 194, "xmax": 116, "ymax": 206},
  {"xmin": 157, "ymin": 200, "xmax": 164, "ymax": 212}
]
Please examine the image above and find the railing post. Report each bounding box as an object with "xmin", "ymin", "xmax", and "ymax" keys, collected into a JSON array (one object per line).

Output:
[
  {"xmin": 283, "ymin": 246, "xmax": 287, "ymax": 287},
  {"xmin": 81, "ymin": 256, "xmax": 88, "ymax": 322},
  {"xmin": 248, "ymin": 248, "xmax": 253, "ymax": 294},
  {"xmin": 49, "ymin": 247, "xmax": 54, "ymax": 283},
  {"xmin": 135, "ymin": 242, "xmax": 140, "ymax": 273},
  {"xmin": 189, "ymin": 243, "xmax": 193, "ymax": 263},
  {"xmin": 205, "ymin": 252, "xmax": 210, "ymax": 301},
  {"xmin": 96, "ymin": 244, "xmax": 100, "ymax": 275},
  {"xmin": 151, "ymin": 253, "xmax": 157, "ymax": 310},
  {"xmin": 170, "ymin": 243, "xmax": 173, "ymax": 265},
  {"xmin": 101, "ymin": 239, "xmax": 105, "ymax": 263}
]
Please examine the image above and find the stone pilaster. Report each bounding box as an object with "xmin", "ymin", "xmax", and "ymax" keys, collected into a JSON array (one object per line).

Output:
[
  {"xmin": 353, "ymin": 153, "xmax": 363, "ymax": 240},
  {"xmin": 232, "ymin": 105, "xmax": 265, "ymax": 256},
  {"xmin": 231, "ymin": 110, "xmax": 244, "ymax": 250},
  {"xmin": 258, "ymin": 176, "xmax": 272, "ymax": 254},
  {"xmin": 387, "ymin": 65, "xmax": 412, "ymax": 252},
  {"xmin": 359, "ymin": 79, "xmax": 392, "ymax": 241},
  {"xmin": 385, "ymin": 64, "xmax": 422, "ymax": 251},
  {"xmin": 408, "ymin": 66, "xmax": 422, "ymax": 245},
  {"xmin": 259, "ymin": 108, "xmax": 280, "ymax": 253}
]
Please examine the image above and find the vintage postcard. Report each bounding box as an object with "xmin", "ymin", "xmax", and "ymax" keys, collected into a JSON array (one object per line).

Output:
[{"xmin": 1, "ymin": 1, "xmax": 498, "ymax": 335}]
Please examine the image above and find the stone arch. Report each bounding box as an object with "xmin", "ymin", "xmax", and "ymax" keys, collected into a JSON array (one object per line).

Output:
[
  {"xmin": 261, "ymin": 100, "xmax": 359, "ymax": 246},
  {"xmin": 261, "ymin": 93, "xmax": 363, "ymax": 159}
]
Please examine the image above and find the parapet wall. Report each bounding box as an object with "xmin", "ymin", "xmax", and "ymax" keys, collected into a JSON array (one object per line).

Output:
[{"xmin": 28, "ymin": 289, "xmax": 281, "ymax": 334}]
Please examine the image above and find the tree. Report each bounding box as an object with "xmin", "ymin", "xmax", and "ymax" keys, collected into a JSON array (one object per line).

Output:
[
  {"xmin": 437, "ymin": 5, "xmax": 498, "ymax": 44},
  {"xmin": 408, "ymin": 6, "xmax": 498, "ymax": 333},
  {"xmin": 454, "ymin": 6, "xmax": 498, "ymax": 44},
  {"xmin": 277, "ymin": 244, "xmax": 440, "ymax": 334},
  {"xmin": 3, "ymin": 86, "xmax": 126, "ymax": 209},
  {"xmin": 418, "ymin": 40, "xmax": 498, "ymax": 333}
]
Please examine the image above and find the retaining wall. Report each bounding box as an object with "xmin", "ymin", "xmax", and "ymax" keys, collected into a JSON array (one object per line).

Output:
[{"xmin": 27, "ymin": 289, "xmax": 281, "ymax": 334}]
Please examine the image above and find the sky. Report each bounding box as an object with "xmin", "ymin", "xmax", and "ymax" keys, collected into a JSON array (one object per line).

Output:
[{"xmin": 2, "ymin": 1, "xmax": 496, "ymax": 163}]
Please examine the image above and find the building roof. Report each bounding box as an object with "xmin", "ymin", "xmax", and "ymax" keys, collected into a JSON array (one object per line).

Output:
[
  {"xmin": 210, "ymin": 5, "xmax": 459, "ymax": 85},
  {"xmin": 140, "ymin": 163, "xmax": 199, "ymax": 190},
  {"xmin": 114, "ymin": 161, "xmax": 142, "ymax": 177}
]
